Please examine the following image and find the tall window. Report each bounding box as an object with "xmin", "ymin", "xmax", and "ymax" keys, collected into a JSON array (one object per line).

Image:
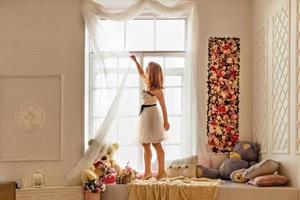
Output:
[{"xmin": 88, "ymin": 18, "xmax": 186, "ymax": 170}]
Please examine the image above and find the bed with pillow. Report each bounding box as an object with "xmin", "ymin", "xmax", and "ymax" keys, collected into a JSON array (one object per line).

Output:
[
  {"xmin": 101, "ymin": 181, "xmax": 298, "ymax": 200},
  {"xmin": 101, "ymin": 156, "xmax": 298, "ymax": 200}
]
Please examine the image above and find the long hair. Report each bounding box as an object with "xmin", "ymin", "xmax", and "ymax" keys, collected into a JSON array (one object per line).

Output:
[{"xmin": 146, "ymin": 62, "xmax": 164, "ymax": 90}]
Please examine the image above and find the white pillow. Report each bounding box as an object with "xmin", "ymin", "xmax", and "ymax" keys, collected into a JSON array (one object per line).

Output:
[
  {"xmin": 166, "ymin": 155, "xmax": 198, "ymax": 178},
  {"xmin": 243, "ymin": 159, "xmax": 280, "ymax": 179}
]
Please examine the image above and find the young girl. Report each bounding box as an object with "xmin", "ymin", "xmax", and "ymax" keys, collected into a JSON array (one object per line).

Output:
[{"xmin": 130, "ymin": 55, "xmax": 170, "ymax": 180}]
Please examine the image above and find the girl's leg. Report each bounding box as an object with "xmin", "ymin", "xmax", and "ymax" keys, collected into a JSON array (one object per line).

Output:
[
  {"xmin": 152, "ymin": 143, "xmax": 166, "ymax": 178},
  {"xmin": 142, "ymin": 143, "xmax": 152, "ymax": 179}
]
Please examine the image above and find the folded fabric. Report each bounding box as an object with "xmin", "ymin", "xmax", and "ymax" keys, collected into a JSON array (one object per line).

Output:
[
  {"xmin": 166, "ymin": 155, "xmax": 198, "ymax": 178},
  {"xmin": 247, "ymin": 174, "xmax": 288, "ymax": 187},
  {"xmin": 243, "ymin": 159, "xmax": 280, "ymax": 179},
  {"xmin": 128, "ymin": 176, "xmax": 221, "ymax": 200},
  {"xmin": 230, "ymin": 168, "xmax": 248, "ymax": 183}
]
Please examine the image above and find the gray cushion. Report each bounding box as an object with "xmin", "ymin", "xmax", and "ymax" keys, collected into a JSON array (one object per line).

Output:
[
  {"xmin": 196, "ymin": 165, "xmax": 220, "ymax": 179},
  {"xmin": 219, "ymin": 158, "xmax": 249, "ymax": 180}
]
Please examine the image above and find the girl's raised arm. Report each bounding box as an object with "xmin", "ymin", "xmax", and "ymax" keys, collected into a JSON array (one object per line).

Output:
[{"xmin": 130, "ymin": 55, "xmax": 148, "ymax": 84}]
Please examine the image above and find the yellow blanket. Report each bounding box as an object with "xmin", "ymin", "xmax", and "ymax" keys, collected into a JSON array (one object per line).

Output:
[{"xmin": 128, "ymin": 176, "xmax": 221, "ymax": 200}]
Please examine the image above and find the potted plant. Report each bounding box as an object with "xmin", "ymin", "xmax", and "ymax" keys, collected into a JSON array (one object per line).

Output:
[{"xmin": 82, "ymin": 180, "xmax": 105, "ymax": 200}]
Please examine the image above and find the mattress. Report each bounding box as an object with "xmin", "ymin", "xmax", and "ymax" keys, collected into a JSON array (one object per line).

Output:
[{"xmin": 101, "ymin": 181, "xmax": 298, "ymax": 200}]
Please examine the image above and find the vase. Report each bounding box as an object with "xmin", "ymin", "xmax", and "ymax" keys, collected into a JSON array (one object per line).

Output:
[
  {"xmin": 33, "ymin": 170, "xmax": 46, "ymax": 188},
  {"xmin": 84, "ymin": 191, "xmax": 100, "ymax": 200}
]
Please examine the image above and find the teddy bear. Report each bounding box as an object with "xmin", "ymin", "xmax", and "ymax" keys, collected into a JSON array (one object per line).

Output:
[
  {"xmin": 93, "ymin": 142, "xmax": 121, "ymax": 172},
  {"xmin": 81, "ymin": 142, "xmax": 121, "ymax": 183},
  {"xmin": 197, "ymin": 141, "xmax": 260, "ymax": 182}
]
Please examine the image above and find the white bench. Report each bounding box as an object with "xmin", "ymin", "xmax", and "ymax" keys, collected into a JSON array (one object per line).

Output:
[
  {"xmin": 101, "ymin": 182, "xmax": 299, "ymax": 200},
  {"xmin": 16, "ymin": 186, "xmax": 83, "ymax": 200}
]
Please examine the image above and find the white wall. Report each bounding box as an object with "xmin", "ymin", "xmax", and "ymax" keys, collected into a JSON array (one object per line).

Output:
[
  {"xmin": 0, "ymin": 0, "xmax": 253, "ymax": 186},
  {"xmin": 0, "ymin": 0, "xmax": 84, "ymax": 185},
  {"xmin": 252, "ymin": 0, "xmax": 300, "ymax": 192},
  {"xmin": 197, "ymin": 0, "xmax": 253, "ymax": 142}
]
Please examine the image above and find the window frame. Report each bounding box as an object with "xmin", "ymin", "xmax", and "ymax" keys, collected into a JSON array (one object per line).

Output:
[{"xmin": 87, "ymin": 18, "xmax": 187, "ymax": 170}]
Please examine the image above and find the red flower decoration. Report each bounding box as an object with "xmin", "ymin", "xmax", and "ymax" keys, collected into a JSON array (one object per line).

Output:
[
  {"xmin": 207, "ymin": 37, "xmax": 240, "ymax": 153},
  {"xmin": 218, "ymin": 105, "xmax": 226, "ymax": 113}
]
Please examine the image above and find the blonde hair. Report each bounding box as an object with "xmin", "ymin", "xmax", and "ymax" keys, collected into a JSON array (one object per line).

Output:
[{"xmin": 146, "ymin": 62, "xmax": 164, "ymax": 90}]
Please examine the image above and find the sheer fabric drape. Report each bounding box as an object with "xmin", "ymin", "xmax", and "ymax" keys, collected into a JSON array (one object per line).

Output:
[{"xmin": 64, "ymin": 0, "xmax": 209, "ymax": 185}]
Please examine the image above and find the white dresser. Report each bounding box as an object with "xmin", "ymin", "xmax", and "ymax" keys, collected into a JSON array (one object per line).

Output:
[{"xmin": 16, "ymin": 186, "xmax": 83, "ymax": 200}]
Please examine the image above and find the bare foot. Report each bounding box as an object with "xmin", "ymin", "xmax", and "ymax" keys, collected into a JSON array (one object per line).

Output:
[
  {"xmin": 156, "ymin": 171, "xmax": 167, "ymax": 180},
  {"xmin": 141, "ymin": 171, "xmax": 153, "ymax": 180}
]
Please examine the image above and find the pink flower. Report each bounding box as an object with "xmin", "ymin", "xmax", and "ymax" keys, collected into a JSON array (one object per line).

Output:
[{"xmin": 231, "ymin": 114, "xmax": 238, "ymax": 120}]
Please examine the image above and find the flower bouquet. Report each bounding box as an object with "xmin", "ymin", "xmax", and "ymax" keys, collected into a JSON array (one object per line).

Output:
[
  {"xmin": 116, "ymin": 163, "xmax": 137, "ymax": 184},
  {"xmin": 95, "ymin": 161, "xmax": 117, "ymax": 184},
  {"xmin": 82, "ymin": 180, "xmax": 105, "ymax": 200}
]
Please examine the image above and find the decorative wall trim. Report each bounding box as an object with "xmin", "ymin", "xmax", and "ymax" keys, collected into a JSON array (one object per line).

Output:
[
  {"xmin": 0, "ymin": 74, "xmax": 64, "ymax": 161},
  {"xmin": 296, "ymin": 0, "xmax": 300, "ymax": 154},
  {"xmin": 271, "ymin": 3, "xmax": 290, "ymax": 154},
  {"xmin": 254, "ymin": 24, "xmax": 268, "ymax": 154},
  {"xmin": 16, "ymin": 103, "xmax": 46, "ymax": 132}
]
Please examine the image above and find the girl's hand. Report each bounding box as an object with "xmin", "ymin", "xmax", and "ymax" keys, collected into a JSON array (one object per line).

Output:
[
  {"xmin": 164, "ymin": 121, "xmax": 170, "ymax": 131},
  {"xmin": 130, "ymin": 55, "xmax": 137, "ymax": 62}
]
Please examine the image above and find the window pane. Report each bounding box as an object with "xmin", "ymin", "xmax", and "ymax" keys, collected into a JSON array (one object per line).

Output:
[
  {"xmin": 119, "ymin": 88, "xmax": 140, "ymax": 116},
  {"xmin": 119, "ymin": 58, "xmax": 135, "ymax": 69},
  {"xmin": 126, "ymin": 20, "xmax": 154, "ymax": 51},
  {"xmin": 95, "ymin": 74, "xmax": 118, "ymax": 88},
  {"xmin": 165, "ymin": 145, "xmax": 180, "ymax": 161},
  {"xmin": 94, "ymin": 89, "xmax": 117, "ymax": 117},
  {"xmin": 118, "ymin": 117, "xmax": 138, "ymax": 145},
  {"xmin": 165, "ymin": 57, "xmax": 185, "ymax": 68},
  {"xmin": 165, "ymin": 87, "xmax": 181, "ymax": 115},
  {"xmin": 165, "ymin": 76, "xmax": 181, "ymax": 87},
  {"xmin": 166, "ymin": 116, "xmax": 181, "ymax": 143},
  {"xmin": 93, "ymin": 118, "xmax": 117, "ymax": 141},
  {"xmin": 99, "ymin": 21, "xmax": 125, "ymax": 50},
  {"xmin": 115, "ymin": 146, "xmax": 139, "ymax": 168},
  {"xmin": 143, "ymin": 57, "xmax": 164, "ymax": 68},
  {"xmin": 96, "ymin": 58, "xmax": 118, "ymax": 69},
  {"xmin": 119, "ymin": 74, "xmax": 139, "ymax": 87},
  {"xmin": 156, "ymin": 20, "xmax": 185, "ymax": 50}
]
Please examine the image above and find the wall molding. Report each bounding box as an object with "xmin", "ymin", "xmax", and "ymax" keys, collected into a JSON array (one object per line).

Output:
[
  {"xmin": 296, "ymin": 0, "xmax": 300, "ymax": 154},
  {"xmin": 0, "ymin": 74, "xmax": 64, "ymax": 162},
  {"xmin": 254, "ymin": 23, "xmax": 268, "ymax": 154},
  {"xmin": 271, "ymin": 2, "xmax": 290, "ymax": 154}
]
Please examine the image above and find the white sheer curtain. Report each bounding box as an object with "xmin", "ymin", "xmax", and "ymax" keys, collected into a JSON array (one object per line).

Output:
[{"xmin": 64, "ymin": 0, "xmax": 209, "ymax": 186}]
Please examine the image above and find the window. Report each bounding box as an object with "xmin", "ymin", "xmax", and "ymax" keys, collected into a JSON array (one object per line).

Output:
[{"xmin": 88, "ymin": 18, "xmax": 186, "ymax": 170}]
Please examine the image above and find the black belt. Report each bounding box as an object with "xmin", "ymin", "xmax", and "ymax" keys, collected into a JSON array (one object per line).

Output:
[{"xmin": 139, "ymin": 104, "xmax": 156, "ymax": 115}]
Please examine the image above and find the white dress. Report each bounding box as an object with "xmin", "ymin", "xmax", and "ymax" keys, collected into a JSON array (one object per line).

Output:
[{"xmin": 137, "ymin": 90, "xmax": 166, "ymax": 144}]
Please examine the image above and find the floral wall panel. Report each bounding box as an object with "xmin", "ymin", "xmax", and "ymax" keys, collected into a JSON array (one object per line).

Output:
[{"xmin": 207, "ymin": 37, "xmax": 240, "ymax": 153}]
